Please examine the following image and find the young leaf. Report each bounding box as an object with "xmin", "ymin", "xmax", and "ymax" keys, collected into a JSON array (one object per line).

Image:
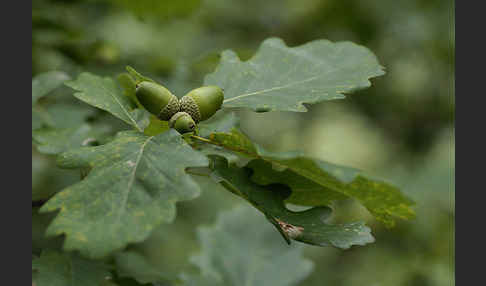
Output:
[
  {"xmin": 125, "ymin": 66, "xmax": 156, "ymax": 84},
  {"xmin": 193, "ymin": 129, "xmax": 415, "ymax": 227},
  {"xmin": 32, "ymin": 71, "xmax": 71, "ymax": 106},
  {"xmin": 40, "ymin": 130, "xmax": 209, "ymax": 258},
  {"xmin": 65, "ymin": 73, "xmax": 144, "ymax": 132},
  {"xmin": 205, "ymin": 37, "xmax": 385, "ymax": 112},
  {"xmin": 32, "ymin": 250, "xmax": 110, "ymax": 286},
  {"xmin": 211, "ymin": 157, "xmax": 375, "ymax": 249},
  {"xmin": 184, "ymin": 204, "xmax": 314, "ymax": 286}
]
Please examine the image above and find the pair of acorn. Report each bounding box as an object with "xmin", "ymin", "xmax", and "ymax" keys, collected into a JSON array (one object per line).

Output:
[{"xmin": 135, "ymin": 81, "xmax": 224, "ymax": 134}]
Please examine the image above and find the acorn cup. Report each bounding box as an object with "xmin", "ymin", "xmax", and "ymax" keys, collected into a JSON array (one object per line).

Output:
[
  {"xmin": 135, "ymin": 81, "xmax": 180, "ymax": 121},
  {"xmin": 169, "ymin": 112, "xmax": 196, "ymax": 134},
  {"xmin": 179, "ymin": 86, "xmax": 224, "ymax": 123}
]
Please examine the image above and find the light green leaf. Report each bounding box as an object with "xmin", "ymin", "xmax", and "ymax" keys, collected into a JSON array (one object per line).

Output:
[
  {"xmin": 65, "ymin": 72, "xmax": 143, "ymax": 132},
  {"xmin": 32, "ymin": 71, "xmax": 71, "ymax": 106},
  {"xmin": 211, "ymin": 157, "xmax": 374, "ymax": 249},
  {"xmin": 40, "ymin": 130, "xmax": 209, "ymax": 258},
  {"xmin": 32, "ymin": 250, "xmax": 110, "ymax": 286},
  {"xmin": 114, "ymin": 251, "xmax": 170, "ymax": 284},
  {"xmin": 194, "ymin": 129, "xmax": 415, "ymax": 227},
  {"xmin": 205, "ymin": 37, "xmax": 385, "ymax": 112},
  {"xmin": 125, "ymin": 66, "xmax": 156, "ymax": 84},
  {"xmin": 184, "ymin": 204, "xmax": 314, "ymax": 286}
]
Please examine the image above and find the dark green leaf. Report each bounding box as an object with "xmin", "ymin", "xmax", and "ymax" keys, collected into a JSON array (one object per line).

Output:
[
  {"xmin": 205, "ymin": 37, "xmax": 385, "ymax": 112},
  {"xmin": 65, "ymin": 73, "xmax": 144, "ymax": 132},
  {"xmin": 248, "ymin": 160, "xmax": 348, "ymax": 206},
  {"xmin": 40, "ymin": 130, "xmax": 209, "ymax": 258},
  {"xmin": 32, "ymin": 250, "xmax": 110, "ymax": 286},
  {"xmin": 195, "ymin": 129, "xmax": 415, "ymax": 227},
  {"xmin": 211, "ymin": 157, "xmax": 375, "ymax": 248},
  {"xmin": 183, "ymin": 204, "xmax": 314, "ymax": 286},
  {"xmin": 32, "ymin": 71, "xmax": 71, "ymax": 106}
]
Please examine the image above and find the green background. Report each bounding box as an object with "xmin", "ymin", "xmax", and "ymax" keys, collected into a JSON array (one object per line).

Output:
[{"xmin": 32, "ymin": 0, "xmax": 454, "ymax": 285}]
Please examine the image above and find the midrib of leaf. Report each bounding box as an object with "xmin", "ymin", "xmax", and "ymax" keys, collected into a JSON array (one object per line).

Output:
[
  {"xmin": 90, "ymin": 79, "xmax": 142, "ymax": 132},
  {"xmin": 223, "ymin": 75, "xmax": 321, "ymax": 103},
  {"xmin": 221, "ymin": 45, "xmax": 360, "ymax": 104},
  {"xmin": 113, "ymin": 136, "xmax": 153, "ymax": 227}
]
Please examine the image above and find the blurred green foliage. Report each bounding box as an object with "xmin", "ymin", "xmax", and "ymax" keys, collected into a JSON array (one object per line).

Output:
[{"xmin": 32, "ymin": 0, "xmax": 454, "ymax": 285}]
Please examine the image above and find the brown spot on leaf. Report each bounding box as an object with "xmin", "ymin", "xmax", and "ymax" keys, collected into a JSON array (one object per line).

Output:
[{"xmin": 276, "ymin": 218, "xmax": 304, "ymax": 239}]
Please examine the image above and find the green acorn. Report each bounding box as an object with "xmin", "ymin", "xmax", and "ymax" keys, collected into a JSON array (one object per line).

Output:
[
  {"xmin": 135, "ymin": 81, "xmax": 180, "ymax": 121},
  {"xmin": 180, "ymin": 86, "xmax": 224, "ymax": 123},
  {"xmin": 169, "ymin": 112, "xmax": 196, "ymax": 134}
]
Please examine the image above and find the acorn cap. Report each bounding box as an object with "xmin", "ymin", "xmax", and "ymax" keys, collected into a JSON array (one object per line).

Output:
[
  {"xmin": 180, "ymin": 86, "xmax": 224, "ymax": 122},
  {"xmin": 135, "ymin": 81, "xmax": 180, "ymax": 121},
  {"xmin": 169, "ymin": 112, "xmax": 196, "ymax": 134}
]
